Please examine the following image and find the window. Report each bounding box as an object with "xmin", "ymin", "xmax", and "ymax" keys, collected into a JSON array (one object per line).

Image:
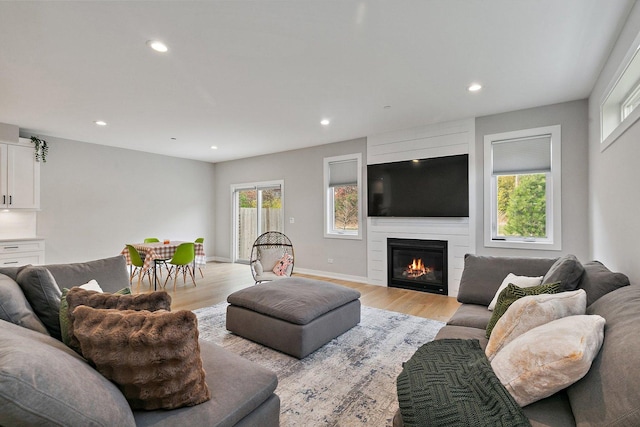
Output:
[
  {"xmin": 484, "ymin": 125, "xmax": 561, "ymax": 250},
  {"xmin": 324, "ymin": 153, "xmax": 362, "ymax": 239},
  {"xmin": 232, "ymin": 181, "xmax": 284, "ymax": 262},
  {"xmin": 621, "ymin": 80, "xmax": 640, "ymax": 121},
  {"xmin": 601, "ymin": 31, "xmax": 640, "ymax": 151}
]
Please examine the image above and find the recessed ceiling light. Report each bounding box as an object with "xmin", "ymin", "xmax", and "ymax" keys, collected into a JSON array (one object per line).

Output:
[
  {"xmin": 210, "ymin": 145, "xmax": 218, "ymax": 150},
  {"xmin": 468, "ymin": 83, "xmax": 482, "ymax": 92},
  {"xmin": 95, "ymin": 120, "xmax": 107, "ymax": 126},
  {"xmin": 147, "ymin": 40, "xmax": 168, "ymax": 53},
  {"xmin": 320, "ymin": 119, "xmax": 330, "ymax": 126}
]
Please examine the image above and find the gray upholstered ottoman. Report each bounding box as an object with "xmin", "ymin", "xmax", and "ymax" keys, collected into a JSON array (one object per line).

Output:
[{"xmin": 226, "ymin": 277, "xmax": 361, "ymax": 358}]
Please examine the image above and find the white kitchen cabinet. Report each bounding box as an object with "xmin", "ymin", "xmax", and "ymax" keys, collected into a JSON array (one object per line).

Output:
[
  {"xmin": 0, "ymin": 239, "xmax": 45, "ymax": 267},
  {"xmin": 0, "ymin": 138, "xmax": 40, "ymax": 209}
]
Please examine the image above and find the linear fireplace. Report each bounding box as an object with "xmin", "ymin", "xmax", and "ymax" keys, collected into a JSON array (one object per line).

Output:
[{"xmin": 387, "ymin": 238, "xmax": 447, "ymax": 295}]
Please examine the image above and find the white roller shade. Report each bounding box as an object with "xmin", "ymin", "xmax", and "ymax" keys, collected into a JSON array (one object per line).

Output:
[
  {"xmin": 492, "ymin": 135, "xmax": 551, "ymax": 175},
  {"xmin": 328, "ymin": 159, "xmax": 357, "ymax": 187}
]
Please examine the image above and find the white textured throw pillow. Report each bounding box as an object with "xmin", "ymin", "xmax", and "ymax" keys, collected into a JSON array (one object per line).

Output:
[
  {"xmin": 79, "ymin": 280, "xmax": 103, "ymax": 293},
  {"xmin": 486, "ymin": 289, "xmax": 587, "ymax": 361},
  {"xmin": 259, "ymin": 247, "xmax": 285, "ymax": 271},
  {"xmin": 491, "ymin": 315, "xmax": 605, "ymax": 407},
  {"xmin": 488, "ymin": 274, "xmax": 543, "ymax": 311}
]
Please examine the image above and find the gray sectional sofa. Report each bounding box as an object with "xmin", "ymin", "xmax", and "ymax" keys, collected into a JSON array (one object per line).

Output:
[
  {"xmin": 394, "ymin": 254, "xmax": 639, "ymax": 427},
  {"xmin": 0, "ymin": 256, "xmax": 279, "ymax": 427}
]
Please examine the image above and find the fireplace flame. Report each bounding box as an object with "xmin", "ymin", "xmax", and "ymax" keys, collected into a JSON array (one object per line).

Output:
[{"xmin": 405, "ymin": 258, "xmax": 432, "ymax": 278}]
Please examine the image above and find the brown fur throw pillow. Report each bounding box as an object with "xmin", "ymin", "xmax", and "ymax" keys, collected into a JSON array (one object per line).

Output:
[
  {"xmin": 63, "ymin": 288, "xmax": 171, "ymax": 353},
  {"xmin": 73, "ymin": 306, "xmax": 210, "ymax": 410}
]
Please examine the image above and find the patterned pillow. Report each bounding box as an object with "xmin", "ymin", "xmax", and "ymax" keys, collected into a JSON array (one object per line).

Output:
[
  {"xmin": 486, "ymin": 282, "xmax": 561, "ymax": 338},
  {"xmin": 60, "ymin": 288, "xmax": 170, "ymax": 353},
  {"xmin": 488, "ymin": 273, "xmax": 543, "ymax": 311},
  {"xmin": 273, "ymin": 253, "xmax": 294, "ymax": 276},
  {"xmin": 72, "ymin": 306, "xmax": 210, "ymax": 410}
]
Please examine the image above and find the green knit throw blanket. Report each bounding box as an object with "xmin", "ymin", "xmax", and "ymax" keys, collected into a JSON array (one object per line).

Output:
[{"xmin": 397, "ymin": 339, "xmax": 531, "ymax": 427}]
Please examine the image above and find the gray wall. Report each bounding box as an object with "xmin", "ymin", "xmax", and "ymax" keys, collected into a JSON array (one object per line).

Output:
[
  {"xmin": 33, "ymin": 135, "xmax": 215, "ymax": 264},
  {"xmin": 214, "ymin": 137, "xmax": 368, "ymax": 279},
  {"xmin": 474, "ymin": 99, "xmax": 590, "ymax": 260},
  {"xmin": 588, "ymin": 2, "xmax": 640, "ymax": 285}
]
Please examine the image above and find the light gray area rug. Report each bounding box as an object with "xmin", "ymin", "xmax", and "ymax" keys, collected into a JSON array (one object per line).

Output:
[{"xmin": 194, "ymin": 303, "xmax": 444, "ymax": 426}]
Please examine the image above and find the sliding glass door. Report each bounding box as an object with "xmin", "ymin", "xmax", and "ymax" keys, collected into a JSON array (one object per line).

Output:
[{"xmin": 233, "ymin": 181, "xmax": 284, "ymax": 263}]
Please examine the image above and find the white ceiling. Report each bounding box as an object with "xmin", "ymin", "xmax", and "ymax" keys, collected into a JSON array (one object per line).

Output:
[{"xmin": 0, "ymin": 1, "xmax": 634, "ymax": 163}]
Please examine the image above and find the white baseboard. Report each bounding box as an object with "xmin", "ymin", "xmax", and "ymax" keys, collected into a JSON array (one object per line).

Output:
[
  {"xmin": 204, "ymin": 259, "xmax": 372, "ymax": 285},
  {"xmin": 292, "ymin": 267, "xmax": 371, "ymax": 285}
]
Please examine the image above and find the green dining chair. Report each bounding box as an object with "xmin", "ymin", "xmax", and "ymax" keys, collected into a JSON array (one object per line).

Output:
[
  {"xmin": 126, "ymin": 244, "xmax": 152, "ymax": 289},
  {"xmin": 143, "ymin": 237, "xmax": 170, "ymax": 280},
  {"xmin": 164, "ymin": 242, "xmax": 196, "ymax": 291},
  {"xmin": 194, "ymin": 237, "xmax": 205, "ymax": 278}
]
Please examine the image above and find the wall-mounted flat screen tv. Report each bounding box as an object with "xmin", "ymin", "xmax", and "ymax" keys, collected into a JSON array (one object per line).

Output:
[{"xmin": 367, "ymin": 154, "xmax": 469, "ymax": 218}]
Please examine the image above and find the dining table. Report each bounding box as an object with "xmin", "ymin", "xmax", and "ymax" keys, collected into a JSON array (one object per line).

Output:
[{"xmin": 120, "ymin": 241, "xmax": 206, "ymax": 290}]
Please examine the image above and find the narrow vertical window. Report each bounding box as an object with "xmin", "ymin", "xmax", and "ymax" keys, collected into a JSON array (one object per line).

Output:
[{"xmin": 324, "ymin": 153, "xmax": 362, "ymax": 239}]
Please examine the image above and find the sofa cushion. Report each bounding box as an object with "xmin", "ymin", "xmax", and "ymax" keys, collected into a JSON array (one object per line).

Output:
[
  {"xmin": 521, "ymin": 392, "xmax": 576, "ymax": 427},
  {"xmin": 15, "ymin": 266, "xmax": 63, "ymax": 340},
  {"xmin": 492, "ymin": 315, "xmax": 605, "ymax": 407},
  {"xmin": 62, "ymin": 287, "xmax": 171, "ymax": 353},
  {"xmin": 0, "ymin": 319, "xmax": 136, "ymax": 427},
  {"xmin": 434, "ymin": 325, "xmax": 489, "ymax": 350},
  {"xmin": 457, "ymin": 254, "xmax": 557, "ymax": 306},
  {"xmin": 542, "ymin": 254, "xmax": 584, "ymax": 291},
  {"xmin": 486, "ymin": 290, "xmax": 587, "ymax": 361},
  {"xmin": 488, "ymin": 273, "xmax": 543, "ymax": 311},
  {"xmin": 0, "ymin": 273, "xmax": 49, "ymax": 335},
  {"xmin": 486, "ymin": 282, "xmax": 561, "ymax": 338},
  {"xmin": 45, "ymin": 255, "xmax": 130, "ymax": 294},
  {"xmin": 73, "ymin": 306, "xmax": 210, "ymax": 410},
  {"xmin": 578, "ymin": 261, "xmax": 630, "ymax": 306},
  {"xmin": 446, "ymin": 304, "xmax": 492, "ymax": 329},
  {"xmin": 0, "ymin": 265, "xmax": 26, "ymax": 281},
  {"xmin": 132, "ymin": 340, "xmax": 279, "ymax": 426},
  {"xmin": 567, "ymin": 285, "xmax": 640, "ymax": 427}
]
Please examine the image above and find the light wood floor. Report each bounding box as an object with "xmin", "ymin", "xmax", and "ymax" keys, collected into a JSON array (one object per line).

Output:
[{"xmin": 133, "ymin": 262, "xmax": 460, "ymax": 322}]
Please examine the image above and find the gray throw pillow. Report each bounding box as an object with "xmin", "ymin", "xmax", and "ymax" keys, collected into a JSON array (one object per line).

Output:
[
  {"xmin": 578, "ymin": 261, "xmax": 630, "ymax": 306},
  {"xmin": 0, "ymin": 265, "xmax": 27, "ymax": 282},
  {"xmin": 542, "ymin": 254, "xmax": 585, "ymax": 291},
  {"xmin": 0, "ymin": 274, "xmax": 49, "ymax": 335},
  {"xmin": 16, "ymin": 266, "xmax": 62, "ymax": 340},
  {"xmin": 0, "ymin": 319, "xmax": 136, "ymax": 427}
]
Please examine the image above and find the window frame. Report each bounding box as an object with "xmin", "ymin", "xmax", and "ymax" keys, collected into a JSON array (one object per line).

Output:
[
  {"xmin": 230, "ymin": 180, "xmax": 285, "ymax": 263},
  {"xmin": 483, "ymin": 125, "xmax": 562, "ymax": 250},
  {"xmin": 601, "ymin": 30, "xmax": 640, "ymax": 151},
  {"xmin": 323, "ymin": 153, "xmax": 362, "ymax": 240}
]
